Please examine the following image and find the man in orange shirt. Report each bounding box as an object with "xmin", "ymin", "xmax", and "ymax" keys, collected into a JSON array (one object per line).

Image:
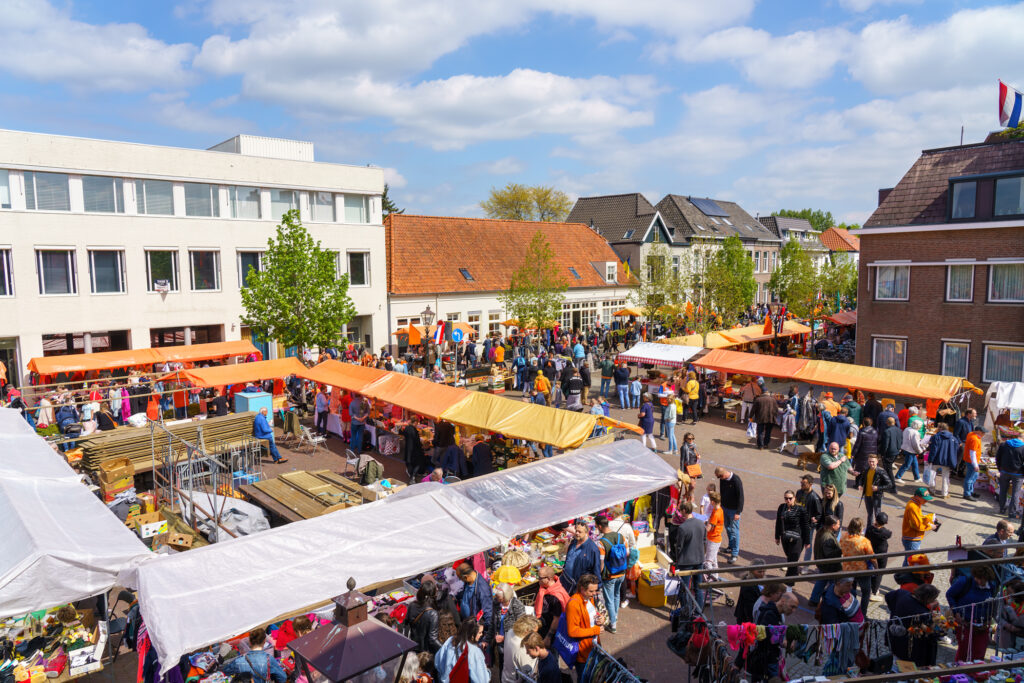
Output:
[
  {"xmin": 963, "ymin": 425, "xmax": 985, "ymax": 500},
  {"xmin": 565, "ymin": 574, "xmax": 604, "ymax": 678}
]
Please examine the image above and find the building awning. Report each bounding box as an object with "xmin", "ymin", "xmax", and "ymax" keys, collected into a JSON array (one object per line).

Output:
[
  {"xmin": 694, "ymin": 349, "xmax": 810, "ymax": 380},
  {"xmin": 617, "ymin": 342, "xmax": 703, "ymax": 368},
  {"xmin": 156, "ymin": 358, "xmax": 307, "ymax": 388},
  {"xmin": 826, "ymin": 310, "xmax": 857, "ymax": 326},
  {"xmin": 26, "ymin": 340, "xmax": 261, "ymax": 376}
]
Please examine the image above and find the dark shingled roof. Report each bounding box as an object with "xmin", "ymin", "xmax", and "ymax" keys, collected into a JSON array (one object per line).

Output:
[
  {"xmin": 566, "ymin": 193, "xmax": 662, "ymax": 243},
  {"xmin": 864, "ymin": 139, "xmax": 1024, "ymax": 227},
  {"xmin": 656, "ymin": 194, "xmax": 779, "ymax": 243},
  {"xmin": 758, "ymin": 215, "xmax": 813, "ymax": 237}
]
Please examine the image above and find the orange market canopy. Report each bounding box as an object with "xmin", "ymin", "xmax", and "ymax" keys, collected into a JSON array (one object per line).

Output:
[
  {"xmin": 612, "ymin": 307, "xmax": 643, "ymax": 317},
  {"xmin": 693, "ymin": 349, "xmax": 967, "ymax": 400},
  {"xmin": 718, "ymin": 320, "xmax": 813, "ymax": 345},
  {"xmin": 827, "ymin": 310, "xmax": 857, "ymax": 326},
  {"xmin": 392, "ymin": 323, "xmax": 477, "ymax": 345},
  {"xmin": 297, "ymin": 360, "xmax": 603, "ymax": 447},
  {"xmin": 26, "ymin": 340, "xmax": 260, "ymax": 376},
  {"xmin": 156, "ymin": 358, "xmax": 307, "ymax": 389},
  {"xmin": 660, "ymin": 332, "xmax": 738, "ymax": 349}
]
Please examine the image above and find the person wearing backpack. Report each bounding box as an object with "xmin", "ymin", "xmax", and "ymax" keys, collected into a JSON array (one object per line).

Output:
[{"xmin": 595, "ymin": 515, "xmax": 628, "ymax": 633}]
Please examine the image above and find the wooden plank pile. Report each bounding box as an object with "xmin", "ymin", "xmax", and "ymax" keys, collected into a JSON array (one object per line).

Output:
[
  {"xmin": 243, "ymin": 469, "xmax": 363, "ymax": 521},
  {"xmin": 78, "ymin": 412, "xmax": 258, "ymax": 474}
]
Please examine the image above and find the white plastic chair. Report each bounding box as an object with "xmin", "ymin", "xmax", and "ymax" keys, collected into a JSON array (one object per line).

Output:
[
  {"xmin": 344, "ymin": 448, "xmax": 360, "ymax": 475},
  {"xmin": 298, "ymin": 425, "xmax": 326, "ymax": 456}
]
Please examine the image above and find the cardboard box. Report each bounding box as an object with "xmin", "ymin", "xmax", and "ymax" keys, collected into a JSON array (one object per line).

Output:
[
  {"xmin": 100, "ymin": 474, "xmax": 134, "ymax": 492},
  {"xmin": 134, "ymin": 511, "xmax": 168, "ymax": 539},
  {"xmin": 97, "ymin": 457, "xmax": 134, "ymax": 485},
  {"xmin": 102, "ymin": 483, "xmax": 135, "ymax": 503},
  {"xmin": 167, "ymin": 532, "xmax": 194, "ymax": 550}
]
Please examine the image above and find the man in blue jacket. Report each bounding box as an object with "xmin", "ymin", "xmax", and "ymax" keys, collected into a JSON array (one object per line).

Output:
[
  {"xmin": 613, "ymin": 363, "xmax": 631, "ymax": 408},
  {"xmin": 456, "ymin": 563, "xmax": 494, "ymax": 644},
  {"xmin": 560, "ymin": 521, "xmax": 602, "ymax": 594},
  {"xmin": 253, "ymin": 407, "xmax": 287, "ymax": 464},
  {"xmin": 924, "ymin": 423, "xmax": 960, "ymax": 499}
]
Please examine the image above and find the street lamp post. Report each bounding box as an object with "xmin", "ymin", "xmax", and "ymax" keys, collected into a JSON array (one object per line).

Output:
[{"xmin": 421, "ymin": 305, "xmax": 435, "ymax": 376}]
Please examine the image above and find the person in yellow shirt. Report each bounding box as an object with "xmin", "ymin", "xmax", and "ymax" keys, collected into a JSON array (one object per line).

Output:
[
  {"xmin": 901, "ymin": 487, "xmax": 937, "ymax": 560},
  {"xmin": 853, "ymin": 454, "xmax": 894, "ymax": 527},
  {"xmin": 684, "ymin": 371, "xmax": 701, "ymax": 425}
]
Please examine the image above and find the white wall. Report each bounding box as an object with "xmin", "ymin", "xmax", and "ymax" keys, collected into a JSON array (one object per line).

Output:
[{"xmin": 0, "ymin": 130, "xmax": 386, "ymax": 382}]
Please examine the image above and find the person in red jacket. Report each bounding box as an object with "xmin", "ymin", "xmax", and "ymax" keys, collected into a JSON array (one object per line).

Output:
[{"xmin": 565, "ymin": 574, "xmax": 604, "ymax": 678}]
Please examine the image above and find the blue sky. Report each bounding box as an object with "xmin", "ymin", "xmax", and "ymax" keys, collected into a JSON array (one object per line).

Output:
[{"xmin": 1, "ymin": 0, "xmax": 1021, "ymax": 224}]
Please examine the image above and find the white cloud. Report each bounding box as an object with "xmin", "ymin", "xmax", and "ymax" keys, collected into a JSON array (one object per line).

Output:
[
  {"xmin": 0, "ymin": 0, "xmax": 195, "ymax": 91},
  {"xmin": 479, "ymin": 157, "xmax": 527, "ymax": 175},
  {"xmin": 382, "ymin": 167, "xmax": 407, "ymax": 188},
  {"xmin": 148, "ymin": 95, "xmax": 250, "ymax": 134},
  {"xmin": 848, "ymin": 4, "xmax": 1024, "ymax": 95},
  {"xmin": 838, "ymin": 0, "xmax": 921, "ymax": 12}
]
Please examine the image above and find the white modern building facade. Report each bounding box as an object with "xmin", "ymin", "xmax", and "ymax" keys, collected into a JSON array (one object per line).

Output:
[{"xmin": 0, "ymin": 130, "xmax": 386, "ymax": 383}]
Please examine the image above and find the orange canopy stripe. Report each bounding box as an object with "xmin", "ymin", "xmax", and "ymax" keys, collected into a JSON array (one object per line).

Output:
[
  {"xmin": 26, "ymin": 340, "xmax": 260, "ymax": 376},
  {"xmin": 155, "ymin": 357, "xmax": 306, "ymax": 389},
  {"xmin": 693, "ymin": 349, "xmax": 810, "ymax": 380}
]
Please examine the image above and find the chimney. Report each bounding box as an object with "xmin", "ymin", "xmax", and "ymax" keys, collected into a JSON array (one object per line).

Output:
[{"xmin": 878, "ymin": 188, "xmax": 893, "ymax": 206}]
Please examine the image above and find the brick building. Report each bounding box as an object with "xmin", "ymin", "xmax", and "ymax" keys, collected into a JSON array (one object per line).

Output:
[{"xmin": 856, "ymin": 137, "xmax": 1024, "ymax": 385}]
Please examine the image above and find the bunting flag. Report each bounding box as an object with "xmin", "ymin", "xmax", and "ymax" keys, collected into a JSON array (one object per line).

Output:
[
  {"xmin": 433, "ymin": 320, "xmax": 445, "ymax": 345},
  {"xmin": 1000, "ymin": 80, "xmax": 1023, "ymax": 128},
  {"xmin": 623, "ymin": 257, "xmax": 631, "ymax": 278},
  {"xmin": 775, "ymin": 306, "xmax": 787, "ymax": 335}
]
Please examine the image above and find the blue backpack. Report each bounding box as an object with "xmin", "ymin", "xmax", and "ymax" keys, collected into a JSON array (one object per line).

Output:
[{"xmin": 601, "ymin": 532, "xmax": 628, "ymax": 577}]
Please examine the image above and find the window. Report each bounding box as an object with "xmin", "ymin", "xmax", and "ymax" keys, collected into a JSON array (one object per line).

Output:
[
  {"xmin": 135, "ymin": 179, "xmax": 174, "ymax": 215},
  {"xmin": 942, "ymin": 342, "xmax": 969, "ymax": 378},
  {"xmin": 82, "ymin": 176, "xmax": 124, "ymax": 213},
  {"xmin": 989, "ymin": 263, "xmax": 1024, "ymax": 302},
  {"xmin": 36, "ymin": 249, "xmax": 77, "ymax": 295},
  {"xmin": 875, "ymin": 265, "xmax": 910, "ymax": 300},
  {"xmin": 754, "ymin": 252, "xmax": 761, "ymax": 273},
  {"xmin": 950, "ymin": 181, "xmax": 976, "ymax": 219},
  {"xmin": 723, "ymin": 218, "xmax": 733, "ymax": 226},
  {"xmin": 670, "ymin": 257, "xmax": 679, "ymax": 275},
  {"xmin": 488, "ymin": 311, "xmax": 501, "ymax": 335},
  {"xmin": 568, "ymin": 267, "xmax": 581, "ymax": 279},
  {"xmin": 270, "ymin": 189, "xmax": 298, "ymax": 220},
  {"xmin": 872, "ymin": 337, "xmax": 906, "ymax": 371},
  {"xmin": 24, "ymin": 172, "xmax": 70, "ymax": 211},
  {"xmin": 651, "ymin": 227, "xmax": 661, "ymax": 243},
  {"xmin": 0, "ymin": 250, "xmax": 12, "ymax": 296},
  {"xmin": 467, "ymin": 312, "xmax": 481, "ymax": 336},
  {"xmin": 459, "ymin": 268, "xmax": 474, "ymax": 281},
  {"xmin": 229, "ymin": 186, "xmax": 261, "ymax": 219},
  {"xmin": 344, "ymin": 195, "xmax": 368, "ymax": 223},
  {"xmin": 146, "ymin": 250, "xmax": 178, "ymax": 292},
  {"xmin": 184, "ymin": 183, "xmax": 220, "ymax": 217},
  {"xmin": 237, "ymin": 251, "xmax": 262, "ymax": 288},
  {"xmin": 984, "ymin": 345, "xmax": 1024, "ymax": 383},
  {"xmin": 0, "ymin": 170, "xmax": 9, "ymax": 209},
  {"xmin": 995, "ymin": 176, "xmax": 1024, "ymax": 216},
  {"xmin": 946, "ymin": 264, "xmax": 974, "ymax": 302},
  {"xmin": 623, "ymin": 229, "xmax": 635, "ymax": 239},
  {"xmin": 88, "ymin": 250, "xmax": 125, "ymax": 294},
  {"xmin": 347, "ymin": 252, "xmax": 369, "ymax": 286},
  {"xmin": 312, "ymin": 192, "xmax": 335, "ymax": 222},
  {"xmin": 189, "ymin": 250, "xmax": 220, "ymax": 291},
  {"xmin": 446, "ymin": 312, "xmax": 461, "ymax": 322}
]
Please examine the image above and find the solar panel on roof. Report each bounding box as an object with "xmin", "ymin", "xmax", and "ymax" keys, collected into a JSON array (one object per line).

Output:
[{"xmin": 690, "ymin": 197, "xmax": 729, "ymax": 217}]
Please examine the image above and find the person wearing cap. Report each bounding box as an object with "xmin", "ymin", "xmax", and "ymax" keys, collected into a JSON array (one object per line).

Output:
[
  {"xmin": 901, "ymin": 487, "xmax": 937, "ymax": 560},
  {"xmin": 997, "ymin": 431, "xmax": 1024, "ymax": 518},
  {"xmin": 894, "ymin": 553, "xmax": 934, "ymax": 591},
  {"xmin": 820, "ymin": 391, "xmax": 841, "ymax": 418}
]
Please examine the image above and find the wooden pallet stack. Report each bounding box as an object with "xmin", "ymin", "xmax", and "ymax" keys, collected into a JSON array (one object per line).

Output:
[
  {"xmin": 241, "ymin": 470, "xmax": 365, "ymax": 522},
  {"xmin": 78, "ymin": 412, "xmax": 258, "ymax": 474}
]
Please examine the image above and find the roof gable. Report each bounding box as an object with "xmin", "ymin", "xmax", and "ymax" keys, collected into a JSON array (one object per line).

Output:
[
  {"xmin": 567, "ymin": 193, "xmax": 663, "ymax": 243},
  {"xmin": 820, "ymin": 227, "xmax": 860, "ymax": 251},
  {"xmin": 656, "ymin": 194, "xmax": 779, "ymax": 243},
  {"xmin": 864, "ymin": 139, "xmax": 1024, "ymax": 227},
  {"xmin": 385, "ymin": 214, "xmax": 632, "ymax": 296}
]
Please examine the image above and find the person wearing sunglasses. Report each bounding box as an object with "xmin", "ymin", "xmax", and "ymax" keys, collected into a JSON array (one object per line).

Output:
[{"xmin": 774, "ymin": 490, "xmax": 810, "ymax": 579}]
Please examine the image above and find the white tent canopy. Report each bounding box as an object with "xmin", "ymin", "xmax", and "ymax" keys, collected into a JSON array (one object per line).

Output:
[
  {"xmin": 0, "ymin": 409, "xmax": 151, "ymax": 618},
  {"xmin": 123, "ymin": 440, "xmax": 675, "ymax": 673},
  {"xmin": 983, "ymin": 382, "xmax": 1024, "ymax": 433},
  {"xmin": 616, "ymin": 342, "xmax": 703, "ymax": 368}
]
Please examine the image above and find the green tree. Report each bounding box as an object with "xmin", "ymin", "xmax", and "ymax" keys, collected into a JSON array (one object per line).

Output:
[
  {"xmin": 680, "ymin": 238, "xmax": 720, "ymax": 343},
  {"xmin": 819, "ymin": 251, "xmax": 858, "ymax": 310},
  {"xmin": 481, "ymin": 183, "xmax": 572, "ymax": 222},
  {"xmin": 382, "ymin": 183, "xmax": 404, "ymax": 216},
  {"xmin": 499, "ymin": 230, "xmax": 568, "ymax": 331},
  {"xmin": 240, "ymin": 210, "xmax": 357, "ymax": 351},
  {"xmin": 769, "ymin": 239, "xmax": 819, "ymax": 320},
  {"xmin": 835, "ymin": 222, "xmax": 860, "ymax": 231},
  {"xmin": 774, "ymin": 208, "xmax": 835, "ymax": 233},
  {"xmin": 705, "ymin": 235, "xmax": 756, "ymax": 326},
  {"xmin": 630, "ymin": 244, "xmax": 680, "ymax": 325}
]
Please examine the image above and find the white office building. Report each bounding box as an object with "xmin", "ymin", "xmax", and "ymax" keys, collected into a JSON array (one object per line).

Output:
[{"xmin": 0, "ymin": 130, "xmax": 386, "ymax": 384}]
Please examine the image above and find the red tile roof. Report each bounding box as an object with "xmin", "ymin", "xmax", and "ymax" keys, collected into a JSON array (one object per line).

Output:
[
  {"xmin": 385, "ymin": 214, "xmax": 633, "ymax": 296},
  {"xmin": 819, "ymin": 227, "xmax": 860, "ymax": 252}
]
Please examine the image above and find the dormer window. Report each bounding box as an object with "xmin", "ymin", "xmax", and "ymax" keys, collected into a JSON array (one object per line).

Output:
[
  {"xmin": 568, "ymin": 267, "xmax": 581, "ymax": 279},
  {"xmin": 605, "ymin": 262, "xmax": 616, "ymax": 283},
  {"xmin": 623, "ymin": 229, "xmax": 634, "ymax": 239},
  {"xmin": 950, "ymin": 180, "xmax": 976, "ymax": 219}
]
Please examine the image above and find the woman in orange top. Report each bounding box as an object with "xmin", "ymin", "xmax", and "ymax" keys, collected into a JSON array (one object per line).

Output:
[
  {"xmin": 565, "ymin": 574, "xmax": 604, "ymax": 677},
  {"xmin": 839, "ymin": 517, "xmax": 874, "ymax": 616},
  {"xmin": 704, "ymin": 491, "xmax": 724, "ymax": 571}
]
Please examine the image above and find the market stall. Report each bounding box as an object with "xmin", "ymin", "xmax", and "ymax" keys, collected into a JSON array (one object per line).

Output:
[
  {"xmin": 826, "ymin": 309, "xmax": 857, "ymax": 326},
  {"xmin": 983, "ymin": 381, "xmax": 1024, "ymax": 433},
  {"xmin": 616, "ymin": 341, "xmax": 703, "ymax": 369},
  {"xmin": 123, "ymin": 440, "xmax": 676, "ymax": 673},
  {"xmin": 155, "ymin": 357, "xmax": 305, "ymax": 388},
  {"xmin": 717, "ymin": 319, "xmax": 812, "ymax": 346},
  {"xmin": 659, "ymin": 331, "xmax": 737, "ymax": 349}
]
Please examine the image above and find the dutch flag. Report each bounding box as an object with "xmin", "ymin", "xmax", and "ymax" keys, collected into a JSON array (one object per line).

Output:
[
  {"xmin": 433, "ymin": 320, "xmax": 445, "ymax": 345},
  {"xmin": 1000, "ymin": 80, "xmax": 1023, "ymax": 128}
]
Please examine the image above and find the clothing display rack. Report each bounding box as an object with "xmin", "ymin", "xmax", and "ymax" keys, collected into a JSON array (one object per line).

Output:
[{"xmin": 579, "ymin": 644, "xmax": 643, "ymax": 683}]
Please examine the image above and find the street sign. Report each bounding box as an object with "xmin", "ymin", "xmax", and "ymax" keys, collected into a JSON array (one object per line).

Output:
[{"xmin": 452, "ymin": 328, "xmax": 464, "ymax": 343}]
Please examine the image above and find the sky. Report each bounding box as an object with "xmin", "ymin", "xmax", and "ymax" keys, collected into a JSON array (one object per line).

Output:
[{"xmin": 1, "ymin": 0, "xmax": 1022, "ymax": 225}]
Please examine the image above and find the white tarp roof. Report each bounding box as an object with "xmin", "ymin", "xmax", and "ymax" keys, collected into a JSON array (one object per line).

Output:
[
  {"xmin": 617, "ymin": 342, "xmax": 703, "ymax": 368},
  {"xmin": 0, "ymin": 409, "xmax": 151, "ymax": 618},
  {"xmin": 984, "ymin": 382, "xmax": 1024, "ymax": 432},
  {"xmin": 124, "ymin": 440, "xmax": 675, "ymax": 673}
]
